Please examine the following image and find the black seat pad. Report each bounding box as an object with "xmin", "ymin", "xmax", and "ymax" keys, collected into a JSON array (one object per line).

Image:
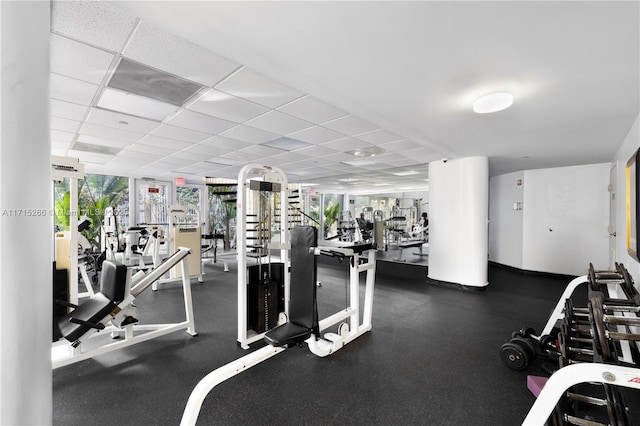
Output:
[
  {"xmin": 58, "ymin": 294, "xmax": 119, "ymax": 342},
  {"xmin": 263, "ymin": 322, "xmax": 312, "ymax": 347}
]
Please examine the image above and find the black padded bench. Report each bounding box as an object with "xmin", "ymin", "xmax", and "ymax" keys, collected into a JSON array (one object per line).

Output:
[
  {"xmin": 56, "ymin": 260, "xmax": 128, "ymax": 344},
  {"xmin": 264, "ymin": 226, "xmax": 319, "ymax": 347},
  {"xmin": 395, "ymin": 240, "xmax": 427, "ymax": 261}
]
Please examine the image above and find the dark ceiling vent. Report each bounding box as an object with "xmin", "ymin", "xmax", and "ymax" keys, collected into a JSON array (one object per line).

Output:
[{"xmin": 107, "ymin": 58, "xmax": 204, "ymax": 106}]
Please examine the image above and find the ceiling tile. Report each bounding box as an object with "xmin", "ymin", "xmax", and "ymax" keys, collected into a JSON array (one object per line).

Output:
[
  {"xmin": 117, "ymin": 150, "xmax": 164, "ymax": 162},
  {"xmin": 50, "ymin": 33, "xmax": 115, "ymax": 85},
  {"xmin": 220, "ymin": 151, "xmax": 261, "ymax": 162},
  {"xmin": 287, "ymin": 126, "xmax": 344, "ymax": 144},
  {"xmin": 277, "ymin": 95, "xmax": 348, "ymax": 124},
  {"xmin": 137, "ymin": 135, "xmax": 195, "ymax": 150},
  {"xmin": 86, "ymin": 108, "xmax": 161, "ymax": 134},
  {"xmin": 67, "ymin": 150, "xmax": 115, "ymax": 165},
  {"xmin": 182, "ymin": 144, "xmax": 231, "ymax": 157},
  {"xmin": 354, "ymin": 129, "xmax": 403, "ymax": 144},
  {"xmin": 215, "ymin": 67, "xmax": 304, "ymax": 108},
  {"xmin": 52, "ymin": 140, "xmax": 71, "ymax": 152},
  {"xmin": 51, "ymin": 1, "xmax": 138, "ymax": 52},
  {"xmin": 124, "ymin": 143, "xmax": 177, "ymax": 156},
  {"xmin": 77, "ymin": 134, "xmax": 134, "ymax": 149},
  {"xmin": 51, "ymin": 99, "xmax": 89, "ymax": 121},
  {"xmin": 123, "ymin": 21, "xmax": 240, "ymax": 86},
  {"xmin": 166, "ymin": 110, "xmax": 237, "ymax": 135},
  {"xmin": 96, "ymin": 88, "xmax": 179, "ymax": 121},
  {"xmin": 237, "ymin": 144, "xmax": 283, "ymax": 157},
  {"xmin": 187, "ymin": 89, "xmax": 269, "ymax": 123},
  {"xmin": 379, "ymin": 139, "xmax": 422, "ymax": 152},
  {"xmin": 51, "ymin": 117, "xmax": 80, "ymax": 133},
  {"xmin": 220, "ymin": 125, "xmax": 279, "ymax": 144},
  {"xmin": 292, "ymin": 144, "xmax": 338, "ymax": 158},
  {"xmin": 167, "ymin": 150, "xmax": 204, "ymax": 161},
  {"xmin": 79, "ymin": 122, "xmax": 144, "ymax": 144},
  {"xmin": 206, "ymin": 157, "xmax": 242, "ymax": 166},
  {"xmin": 152, "ymin": 156, "xmax": 193, "ymax": 168},
  {"xmin": 320, "ymin": 137, "xmax": 372, "ymax": 152},
  {"xmin": 51, "ymin": 129, "xmax": 75, "ymax": 143},
  {"xmin": 200, "ymin": 135, "xmax": 253, "ymax": 151},
  {"xmin": 322, "ymin": 115, "xmax": 379, "ymax": 136},
  {"xmin": 174, "ymin": 162, "xmax": 215, "ymax": 174},
  {"xmin": 151, "ymin": 124, "xmax": 211, "ymax": 143},
  {"xmin": 320, "ymin": 152, "xmax": 360, "ymax": 163},
  {"xmin": 244, "ymin": 110, "xmax": 312, "ymax": 135},
  {"xmin": 50, "ymin": 73, "xmax": 99, "ymax": 106},
  {"xmin": 270, "ymin": 151, "xmax": 308, "ymax": 162}
]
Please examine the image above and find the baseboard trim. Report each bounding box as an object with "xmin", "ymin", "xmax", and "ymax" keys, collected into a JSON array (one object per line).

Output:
[{"xmin": 489, "ymin": 261, "xmax": 577, "ymax": 281}]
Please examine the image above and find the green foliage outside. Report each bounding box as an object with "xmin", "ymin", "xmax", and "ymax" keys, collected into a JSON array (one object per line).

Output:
[{"xmin": 323, "ymin": 199, "xmax": 341, "ymax": 237}]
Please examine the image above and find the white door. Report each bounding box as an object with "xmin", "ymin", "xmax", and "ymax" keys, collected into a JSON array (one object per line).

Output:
[{"xmin": 609, "ymin": 164, "xmax": 617, "ymax": 269}]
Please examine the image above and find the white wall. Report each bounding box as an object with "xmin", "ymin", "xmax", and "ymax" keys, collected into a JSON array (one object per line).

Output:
[
  {"xmin": 522, "ymin": 163, "xmax": 610, "ymax": 275},
  {"xmin": 488, "ymin": 171, "xmax": 524, "ymax": 269},
  {"xmin": 428, "ymin": 157, "xmax": 488, "ymax": 287},
  {"xmin": 614, "ymin": 114, "xmax": 640, "ymax": 285}
]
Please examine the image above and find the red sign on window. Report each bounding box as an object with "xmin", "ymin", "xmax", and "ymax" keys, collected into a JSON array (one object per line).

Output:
[{"xmin": 148, "ymin": 187, "xmax": 160, "ymax": 193}]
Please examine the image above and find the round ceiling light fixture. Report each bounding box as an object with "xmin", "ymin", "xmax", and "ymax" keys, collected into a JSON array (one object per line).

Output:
[{"xmin": 473, "ymin": 92, "xmax": 514, "ymax": 114}]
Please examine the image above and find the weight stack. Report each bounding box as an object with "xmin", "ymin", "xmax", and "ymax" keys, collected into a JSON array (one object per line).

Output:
[{"xmin": 248, "ymin": 263, "xmax": 284, "ymax": 333}]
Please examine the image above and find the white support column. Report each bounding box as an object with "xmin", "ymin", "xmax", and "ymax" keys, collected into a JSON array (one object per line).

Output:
[
  {"xmin": 428, "ymin": 157, "xmax": 489, "ymax": 288},
  {"xmin": 0, "ymin": 1, "xmax": 52, "ymax": 424}
]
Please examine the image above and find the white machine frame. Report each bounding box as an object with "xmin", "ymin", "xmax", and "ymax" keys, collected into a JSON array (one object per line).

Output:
[
  {"xmin": 236, "ymin": 164, "xmax": 289, "ymax": 348},
  {"xmin": 523, "ymin": 363, "xmax": 640, "ymax": 425},
  {"xmin": 52, "ymin": 247, "xmax": 197, "ymax": 369},
  {"xmin": 180, "ymin": 241, "xmax": 377, "ymax": 425}
]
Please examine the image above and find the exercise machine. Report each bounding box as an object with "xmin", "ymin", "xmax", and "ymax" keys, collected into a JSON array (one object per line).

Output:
[
  {"xmin": 236, "ymin": 164, "xmax": 289, "ymax": 348},
  {"xmin": 52, "ymin": 247, "xmax": 197, "ymax": 368},
  {"xmin": 180, "ymin": 225, "xmax": 377, "ymax": 425}
]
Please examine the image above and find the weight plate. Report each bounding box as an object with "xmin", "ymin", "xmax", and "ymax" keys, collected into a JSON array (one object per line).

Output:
[
  {"xmin": 520, "ymin": 326, "xmax": 536, "ymax": 339},
  {"xmin": 589, "ymin": 297, "xmax": 613, "ymax": 362},
  {"xmin": 511, "ymin": 336, "xmax": 536, "ymax": 360},
  {"xmin": 500, "ymin": 342, "xmax": 529, "ymax": 370}
]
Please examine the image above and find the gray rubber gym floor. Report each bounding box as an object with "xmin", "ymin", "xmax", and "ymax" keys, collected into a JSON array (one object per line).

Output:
[{"xmin": 53, "ymin": 251, "xmax": 573, "ymax": 425}]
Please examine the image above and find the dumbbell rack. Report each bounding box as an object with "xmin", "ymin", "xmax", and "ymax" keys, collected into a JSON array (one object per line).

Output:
[{"xmin": 504, "ymin": 263, "xmax": 640, "ymax": 425}]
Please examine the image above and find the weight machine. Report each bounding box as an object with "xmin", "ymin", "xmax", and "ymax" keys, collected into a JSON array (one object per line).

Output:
[
  {"xmin": 52, "ymin": 247, "xmax": 197, "ymax": 369},
  {"xmin": 236, "ymin": 164, "xmax": 289, "ymax": 349},
  {"xmin": 180, "ymin": 225, "xmax": 377, "ymax": 425}
]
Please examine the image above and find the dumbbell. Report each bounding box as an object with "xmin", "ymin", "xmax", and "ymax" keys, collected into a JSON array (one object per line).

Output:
[
  {"xmin": 500, "ymin": 336, "xmax": 536, "ymax": 371},
  {"xmin": 518, "ymin": 326, "xmax": 559, "ymax": 353}
]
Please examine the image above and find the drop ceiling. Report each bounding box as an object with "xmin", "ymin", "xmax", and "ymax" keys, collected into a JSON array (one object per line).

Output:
[{"xmin": 50, "ymin": 1, "xmax": 640, "ymax": 194}]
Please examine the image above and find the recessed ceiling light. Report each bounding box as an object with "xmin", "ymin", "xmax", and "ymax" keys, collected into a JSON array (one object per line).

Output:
[
  {"xmin": 473, "ymin": 92, "xmax": 513, "ymax": 114},
  {"xmin": 342, "ymin": 159, "xmax": 377, "ymax": 166},
  {"xmin": 262, "ymin": 137, "xmax": 310, "ymax": 151},
  {"xmin": 347, "ymin": 146, "xmax": 386, "ymax": 157},
  {"xmin": 392, "ymin": 170, "xmax": 419, "ymax": 176}
]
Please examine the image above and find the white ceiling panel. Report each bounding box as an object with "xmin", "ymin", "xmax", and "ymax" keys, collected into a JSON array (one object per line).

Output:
[
  {"xmin": 153, "ymin": 158, "xmax": 195, "ymax": 168},
  {"xmin": 151, "ymin": 124, "xmax": 211, "ymax": 143},
  {"xmin": 124, "ymin": 143, "xmax": 177, "ymax": 156},
  {"xmin": 67, "ymin": 150, "xmax": 115, "ymax": 165},
  {"xmin": 52, "ymin": 1, "xmax": 139, "ymax": 53},
  {"xmin": 50, "ymin": 73, "xmax": 99, "ymax": 106},
  {"xmin": 206, "ymin": 157, "xmax": 242, "ymax": 166},
  {"xmin": 51, "ymin": 99, "xmax": 89, "ymax": 121},
  {"xmin": 290, "ymin": 157, "xmax": 335, "ymax": 168},
  {"xmin": 51, "ymin": 129, "xmax": 75, "ymax": 143},
  {"xmin": 50, "ymin": 34, "xmax": 115, "ymax": 85},
  {"xmin": 200, "ymin": 135, "xmax": 253, "ymax": 151},
  {"xmin": 237, "ymin": 144, "xmax": 283, "ymax": 157},
  {"xmin": 322, "ymin": 115, "xmax": 379, "ymax": 136},
  {"xmin": 292, "ymin": 144, "xmax": 339, "ymax": 158},
  {"xmin": 277, "ymin": 95, "xmax": 348, "ymax": 124},
  {"xmin": 170, "ymin": 150, "xmax": 207, "ymax": 161},
  {"xmin": 320, "ymin": 137, "xmax": 372, "ymax": 152},
  {"xmin": 321, "ymin": 152, "xmax": 360, "ymax": 163},
  {"xmin": 174, "ymin": 162, "xmax": 216, "ymax": 173},
  {"xmin": 379, "ymin": 139, "xmax": 422, "ymax": 152},
  {"xmin": 244, "ymin": 110, "xmax": 312, "ymax": 135},
  {"xmin": 52, "ymin": 140, "xmax": 71, "ymax": 151},
  {"xmin": 354, "ymin": 129, "xmax": 403, "ymax": 144},
  {"xmin": 123, "ymin": 20, "xmax": 240, "ymax": 87},
  {"xmin": 117, "ymin": 150, "xmax": 164, "ymax": 162},
  {"xmin": 287, "ymin": 126, "xmax": 344, "ymax": 144},
  {"xmin": 86, "ymin": 108, "xmax": 161, "ymax": 134},
  {"xmin": 51, "ymin": 117, "xmax": 80, "ymax": 133},
  {"xmin": 77, "ymin": 134, "xmax": 135, "ymax": 149},
  {"xmin": 215, "ymin": 67, "xmax": 304, "ymax": 108},
  {"xmin": 166, "ymin": 110, "xmax": 237, "ymax": 135},
  {"xmin": 182, "ymin": 144, "xmax": 231, "ymax": 157},
  {"xmin": 136, "ymin": 135, "xmax": 195, "ymax": 151},
  {"xmin": 270, "ymin": 151, "xmax": 308, "ymax": 162},
  {"xmin": 187, "ymin": 89, "xmax": 269, "ymax": 123},
  {"xmin": 220, "ymin": 125, "xmax": 279, "ymax": 144},
  {"xmin": 97, "ymin": 88, "xmax": 179, "ymax": 121},
  {"xmin": 79, "ymin": 122, "xmax": 144, "ymax": 144},
  {"xmin": 220, "ymin": 150, "xmax": 261, "ymax": 162}
]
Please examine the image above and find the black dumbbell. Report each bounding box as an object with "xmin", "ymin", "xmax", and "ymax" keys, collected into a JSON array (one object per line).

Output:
[{"xmin": 500, "ymin": 336, "xmax": 536, "ymax": 371}]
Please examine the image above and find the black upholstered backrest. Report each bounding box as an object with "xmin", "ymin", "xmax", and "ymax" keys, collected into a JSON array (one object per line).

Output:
[
  {"xmin": 99, "ymin": 260, "xmax": 128, "ymax": 303},
  {"xmin": 289, "ymin": 226, "xmax": 318, "ymax": 333}
]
